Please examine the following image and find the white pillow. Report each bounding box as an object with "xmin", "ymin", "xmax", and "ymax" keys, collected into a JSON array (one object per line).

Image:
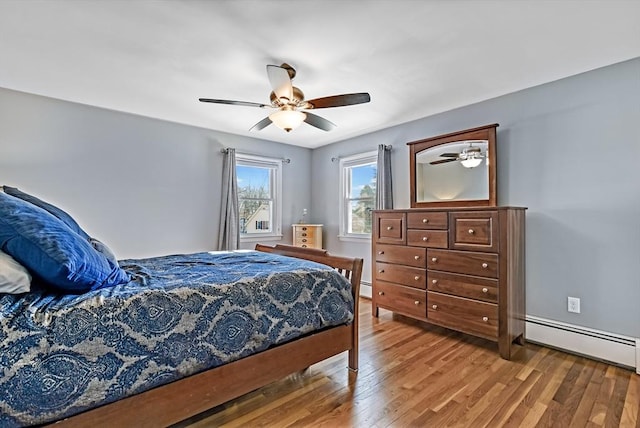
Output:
[{"xmin": 0, "ymin": 250, "xmax": 32, "ymax": 294}]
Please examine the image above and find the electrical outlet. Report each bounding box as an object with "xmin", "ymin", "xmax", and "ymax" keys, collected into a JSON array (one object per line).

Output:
[{"xmin": 568, "ymin": 296, "xmax": 581, "ymax": 313}]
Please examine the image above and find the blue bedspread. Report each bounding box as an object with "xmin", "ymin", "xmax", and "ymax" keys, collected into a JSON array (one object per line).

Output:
[{"xmin": 0, "ymin": 250, "xmax": 354, "ymax": 426}]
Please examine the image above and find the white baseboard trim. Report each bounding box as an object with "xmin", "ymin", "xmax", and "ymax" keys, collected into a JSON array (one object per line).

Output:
[
  {"xmin": 526, "ymin": 315, "xmax": 638, "ymax": 371},
  {"xmin": 359, "ymin": 281, "xmax": 372, "ymax": 299}
]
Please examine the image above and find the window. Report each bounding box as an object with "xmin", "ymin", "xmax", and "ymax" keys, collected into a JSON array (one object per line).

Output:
[
  {"xmin": 339, "ymin": 151, "xmax": 377, "ymax": 240},
  {"xmin": 236, "ymin": 154, "xmax": 282, "ymax": 241}
]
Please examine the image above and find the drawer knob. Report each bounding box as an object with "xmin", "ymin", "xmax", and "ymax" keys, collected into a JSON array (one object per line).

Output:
[
  {"xmin": 422, "ymin": 236, "xmax": 428, "ymax": 242},
  {"xmin": 422, "ymin": 218, "xmax": 429, "ymax": 223},
  {"xmin": 432, "ymin": 304, "xmax": 438, "ymax": 310},
  {"xmin": 432, "ymin": 279, "xmax": 438, "ymax": 284},
  {"xmin": 468, "ymin": 229, "xmax": 475, "ymax": 234},
  {"xmin": 302, "ymin": 239, "xmax": 307, "ymax": 242},
  {"xmin": 378, "ymin": 269, "xmax": 385, "ymax": 273},
  {"xmin": 414, "ymin": 300, "xmax": 420, "ymax": 306},
  {"xmin": 301, "ymin": 245, "xmax": 307, "ymax": 248},
  {"xmin": 386, "ymin": 226, "xmax": 393, "ymax": 230},
  {"xmin": 302, "ymin": 227, "xmax": 307, "ymax": 230},
  {"xmin": 414, "ymin": 275, "xmax": 420, "ymax": 281},
  {"xmin": 378, "ymin": 291, "xmax": 384, "ymax": 296},
  {"xmin": 482, "ymin": 316, "xmax": 489, "ymax": 322},
  {"xmin": 482, "ymin": 287, "xmax": 488, "ymax": 293},
  {"xmin": 482, "ymin": 263, "xmax": 488, "ymax": 269},
  {"xmin": 414, "ymin": 255, "xmax": 420, "ymax": 260},
  {"xmin": 431, "ymin": 257, "xmax": 438, "ymax": 262},
  {"xmin": 378, "ymin": 251, "xmax": 384, "ymax": 255},
  {"xmin": 302, "ymin": 233, "xmax": 307, "ymax": 237}
]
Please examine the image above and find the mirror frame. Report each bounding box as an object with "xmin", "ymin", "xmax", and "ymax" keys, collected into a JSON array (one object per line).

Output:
[{"xmin": 408, "ymin": 123, "xmax": 498, "ymax": 208}]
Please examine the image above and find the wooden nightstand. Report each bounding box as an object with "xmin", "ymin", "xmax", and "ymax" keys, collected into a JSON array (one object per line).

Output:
[{"xmin": 292, "ymin": 224, "xmax": 323, "ymax": 249}]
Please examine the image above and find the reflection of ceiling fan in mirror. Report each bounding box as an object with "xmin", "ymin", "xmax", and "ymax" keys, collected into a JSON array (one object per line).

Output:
[
  {"xmin": 430, "ymin": 141, "xmax": 486, "ymax": 168},
  {"xmin": 199, "ymin": 63, "xmax": 370, "ymax": 133}
]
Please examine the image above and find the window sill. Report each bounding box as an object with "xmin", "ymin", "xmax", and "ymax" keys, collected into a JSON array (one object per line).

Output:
[
  {"xmin": 337, "ymin": 234, "xmax": 372, "ymax": 243},
  {"xmin": 240, "ymin": 234, "xmax": 283, "ymax": 243}
]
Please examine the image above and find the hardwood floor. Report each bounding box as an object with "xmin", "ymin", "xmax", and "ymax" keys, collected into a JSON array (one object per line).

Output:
[{"xmin": 178, "ymin": 298, "xmax": 639, "ymax": 427}]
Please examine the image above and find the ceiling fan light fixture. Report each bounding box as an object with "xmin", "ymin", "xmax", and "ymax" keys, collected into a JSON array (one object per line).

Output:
[
  {"xmin": 460, "ymin": 157, "xmax": 483, "ymax": 168},
  {"xmin": 269, "ymin": 110, "xmax": 306, "ymax": 132}
]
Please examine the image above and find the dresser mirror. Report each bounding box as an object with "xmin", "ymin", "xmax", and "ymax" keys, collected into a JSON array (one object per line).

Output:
[{"xmin": 408, "ymin": 124, "xmax": 498, "ymax": 208}]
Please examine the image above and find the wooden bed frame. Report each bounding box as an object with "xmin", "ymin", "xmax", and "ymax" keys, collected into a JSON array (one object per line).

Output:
[{"xmin": 51, "ymin": 244, "xmax": 363, "ymax": 427}]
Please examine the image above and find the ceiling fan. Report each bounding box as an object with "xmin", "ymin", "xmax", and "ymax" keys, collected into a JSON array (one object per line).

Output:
[
  {"xmin": 430, "ymin": 141, "xmax": 486, "ymax": 168},
  {"xmin": 199, "ymin": 63, "xmax": 371, "ymax": 133}
]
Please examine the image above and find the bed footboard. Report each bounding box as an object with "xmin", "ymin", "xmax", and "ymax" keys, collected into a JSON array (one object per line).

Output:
[{"xmin": 255, "ymin": 244, "xmax": 363, "ymax": 371}]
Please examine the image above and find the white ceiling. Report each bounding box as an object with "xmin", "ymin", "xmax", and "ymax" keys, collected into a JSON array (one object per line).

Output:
[{"xmin": 1, "ymin": 1, "xmax": 639, "ymax": 149}]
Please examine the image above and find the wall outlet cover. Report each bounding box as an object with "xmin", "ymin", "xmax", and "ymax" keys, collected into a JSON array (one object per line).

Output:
[{"xmin": 568, "ymin": 296, "xmax": 581, "ymax": 313}]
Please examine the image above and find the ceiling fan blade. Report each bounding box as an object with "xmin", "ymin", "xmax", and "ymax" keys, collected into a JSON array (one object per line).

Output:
[
  {"xmin": 304, "ymin": 112, "xmax": 336, "ymax": 132},
  {"xmin": 305, "ymin": 93, "xmax": 371, "ymax": 109},
  {"xmin": 430, "ymin": 158, "xmax": 458, "ymax": 165},
  {"xmin": 266, "ymin": 65, "xmax": 293, "ymax": 101},
  {"xmin": 440, "ymin": 153, "xmax": 460, "ymax": 157},
  {"xmin": 199, "ymin": 98, "xmax": 269, "ymax": 108},
  {"xmin": 249, "ymin": 116, "xmax": 272, "ymax": 131}
]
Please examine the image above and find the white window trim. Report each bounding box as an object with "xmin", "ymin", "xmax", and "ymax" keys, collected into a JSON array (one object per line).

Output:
[
  {"xmin": 338, "ymin": 150, "xmax": 377, "ymax": 242},
  {"xmin": 236, "ymin": 153, "xmax": 283, "ymax": 241}
]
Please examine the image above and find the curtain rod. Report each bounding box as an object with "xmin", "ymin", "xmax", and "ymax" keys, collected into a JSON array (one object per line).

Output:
[
  {"xmin": 220, "ymin": 148, "xmax": 290, "ymax": 164},
  {"xmin": 331, "ymin": 144, "xmax": 392, "ymax": 162}
]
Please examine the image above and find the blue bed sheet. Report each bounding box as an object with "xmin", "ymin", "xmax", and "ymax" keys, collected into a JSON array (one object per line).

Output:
[{"xmin": 0, "ymin": 250, "xmax": 354, "ymax": 426}]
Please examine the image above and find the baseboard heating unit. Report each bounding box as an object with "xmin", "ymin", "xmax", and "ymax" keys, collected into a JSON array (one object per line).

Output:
[
  {"xmin": 526, "ymin": 315, "xmax": 639, "ymax": 374},
  {"xmin": 359, "ymin": 280, "xmax": 372, "ymax": 299}
]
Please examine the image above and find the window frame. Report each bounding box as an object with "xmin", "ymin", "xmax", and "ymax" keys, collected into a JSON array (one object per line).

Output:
[
  {"xmin": 236, "ymin": 153, "xmax": 283, "ymax": 242},
  {"xmin": 338, "ymin": 150, "xmax": 377, "ymax": 242}
]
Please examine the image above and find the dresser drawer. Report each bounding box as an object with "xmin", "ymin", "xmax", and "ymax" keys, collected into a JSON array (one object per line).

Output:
[
  {"xmin": 376, "ymin": 262, "xmax": 426, "ymax": 289},
  {"xmin": 375, "ymin": 244, "xmax": 426, "ymax": 268},
  {"xmin": 428, "ymin": 271, "xmax": 498, "ymax": 303},
  {"xmin": 450, "ymin": 211, "xmax": 499, "ymax": 252},
  {"xmin": 294, "ymin": 229, "xmax": 317, "ymax": 238},
  {"xmin": 374, "ymin": 212, "xmax": 406, "ymax": 244},
  {"xmin": 407, "ymin": 211, "xmax": 448, "ymax": 229},
  {"xmin": 294, "ymin": 237, "xmax": 320, "ymax": 248},
  {"xmin": 427, "ymin": 249, "xmax": 498, "ymax": 278},
  {"xmin": 407, "ymin": 230, "xmax": 448, "ymax": 248},
  {"xmin": 427, "ymin": 291, "xmax": 498, "ymax": 338},
  {"xmin": 376, "ymin": 281, "xmax": 426, "ymax": 318}
]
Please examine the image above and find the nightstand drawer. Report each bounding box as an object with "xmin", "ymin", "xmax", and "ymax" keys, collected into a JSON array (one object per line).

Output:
[
  {"xmin": 375, "ymin": 244, "xmax": 426, "ymax": 268},
  {"xmin": 428, "ymin": 271, "xmax": 498, "ymax": 303},
  {"xmin": 407, "ymin": 230, "xmax": 448, "ymax": 248},
  {"xmin": 427, "ymin": 291, "xmax": 498, "ymax": 338},
  {"xmin": 376, "ymin": 262, "xmax": 426, "ymax": 289},
  {"xmin": 427, "ymin": 249, "xmax": 498, "ymax": 278},
  {"xmin": 407, "ymin": 211, "xmax": 448, "ymax": 229},
  {"xmin": 376, "ymin": 281, "xmax": 426, "ymax": 318}
]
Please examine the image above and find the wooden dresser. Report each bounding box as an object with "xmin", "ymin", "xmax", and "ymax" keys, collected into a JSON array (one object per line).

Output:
[
  {"xmin": 372, "ymin": 207, "xmax": 526, "ymax": 359},
  {"xmin": 292, "ymin": 224, "xmax": 323, "ymax": 249}
]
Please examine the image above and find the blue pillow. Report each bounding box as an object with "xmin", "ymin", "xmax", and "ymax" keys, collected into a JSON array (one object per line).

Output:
[
  {"xmin": 0, "ymin": 192, "xmax": 130, "ymax": 293},
  {"xmin": 2, "ymin": 186, "xmax": 91, "ymax": 240}
]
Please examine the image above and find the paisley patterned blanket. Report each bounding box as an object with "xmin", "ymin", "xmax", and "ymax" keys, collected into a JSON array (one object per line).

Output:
[{"xmin": 0, "ymin": 250, "xmax": 354, "ymax": 427}]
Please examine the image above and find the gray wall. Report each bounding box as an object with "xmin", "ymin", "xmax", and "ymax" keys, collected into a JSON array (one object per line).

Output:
[
  {"xmin": 0, "ymin": 88, "xmax": 311, "ymax": 259},
  {"xmin": 2, "ymin": 59, "xmax": 638, "ymax": 339},
  {"xmin": 312, "ymin": 58, "xmax": 640, "ymax": 338}
]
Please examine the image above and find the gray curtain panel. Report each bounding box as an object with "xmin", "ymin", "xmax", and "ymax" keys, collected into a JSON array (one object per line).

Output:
[
  {"xmin": 376, "ymin": 144, "xmax": 393, "ymax": 209},
  {"xmin": 218, "ymin": 148, "xmax": 240, "ymax": 250}
]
